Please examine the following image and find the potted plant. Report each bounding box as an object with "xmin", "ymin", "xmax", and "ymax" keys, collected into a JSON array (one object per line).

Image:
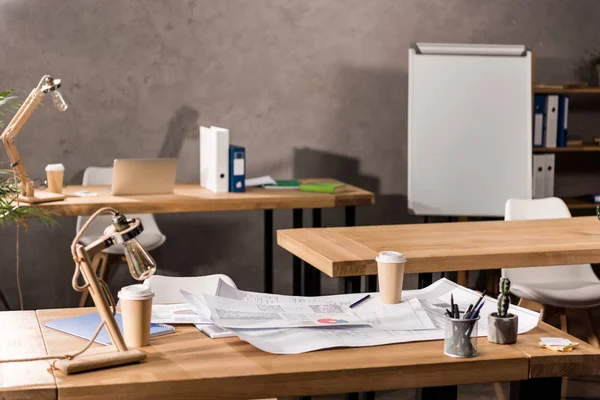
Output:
[
  {"xmin": 592, "ymin": 51, "xmax": 600, "ymax": 86},
  {"xmin": 487, "ymin": 277, "xmax": 518, "ymax": 344}
]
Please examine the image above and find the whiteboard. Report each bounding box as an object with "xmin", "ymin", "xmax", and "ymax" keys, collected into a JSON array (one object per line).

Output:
[{"xmin": 407, "ymin": 43, "xmax": 532, "ymax": 217}]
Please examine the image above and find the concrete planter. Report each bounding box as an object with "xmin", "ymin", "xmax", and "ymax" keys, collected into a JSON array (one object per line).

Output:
[{"xmin": 487, "ymin": 312, "xmax": 518, "ymax": 344}]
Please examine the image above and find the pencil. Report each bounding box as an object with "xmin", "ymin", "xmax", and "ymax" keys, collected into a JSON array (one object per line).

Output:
[{"xmin": 349, "ymin": 294, "xmax": 370, "ymax": 309}]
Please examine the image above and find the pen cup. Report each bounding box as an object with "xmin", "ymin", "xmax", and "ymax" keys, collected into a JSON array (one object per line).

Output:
[{"xmin": 443, "ymin": 316, "xmax": 479, "ymax": 358}]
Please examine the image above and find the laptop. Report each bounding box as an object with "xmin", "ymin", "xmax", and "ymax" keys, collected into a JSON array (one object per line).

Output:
[{"xmin": 112, "ymin": 158, "xmax": 177, "ymax": 196}]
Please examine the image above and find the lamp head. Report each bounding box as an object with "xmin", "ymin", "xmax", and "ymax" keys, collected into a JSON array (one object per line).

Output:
[
  {"xmin": 109, "ymin": 213, "xmax": 157, "ymax": 281},
  {"xmin": 41, "ymin": 76, "xmax": 68, "ymax": 112}
]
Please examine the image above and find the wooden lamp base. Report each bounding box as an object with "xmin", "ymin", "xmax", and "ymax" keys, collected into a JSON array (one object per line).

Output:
[
  {"xmin": 53, "ymin": 349, "xmax": 146, "ymax": 374},
  {"xmin": 19, "ymin": 191, "xmax": 66, "ymax": 204}
]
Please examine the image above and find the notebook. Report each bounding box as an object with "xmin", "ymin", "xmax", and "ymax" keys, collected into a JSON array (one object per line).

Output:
[
  {"xmin": 45, "ymin": 312, "xmax": 175, "ymax": 346},
  {"xmin": 264, "ymin": 180, "xmax": 300, "ymax": 189}
]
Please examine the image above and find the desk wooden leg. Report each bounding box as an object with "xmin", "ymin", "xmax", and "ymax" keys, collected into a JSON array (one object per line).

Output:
[
  {"xmin": 416, "ymin": 385, "xmax": 457, "ymax": 400},
  {"xmin": 264, "ymin": 210, "xmax": 274, "ymax": 294},
  {"xmin": 509, "ymin": 378, "xmax": 561, "ymax": 400},
  {"xmin": 293, "ymin": 209, "xmax": 303, "ymax": 296}
]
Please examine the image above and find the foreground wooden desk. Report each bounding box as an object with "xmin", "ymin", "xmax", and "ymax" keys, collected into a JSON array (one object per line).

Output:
[
  {"xmin": 278, "ymin": 217, "xmax": 600, "ymax": 290},
  {"xmin": 2, "ymin": 308, "xmax": 600, "ymax": 399},
  {"xmin": 33, "ymin": 181, "xmax": 374, "ymax": 295}
]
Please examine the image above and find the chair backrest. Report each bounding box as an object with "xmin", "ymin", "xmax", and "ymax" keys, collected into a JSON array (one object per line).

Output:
[
  {"xmin": 502, "ymin": 197, "xmax": 598, "ymax": 284},
  {"xmin": 76, "ymin": 167, "xmax": 162, "ymax": 238},
  {"xmin": 143, "ymin": 274, "xmax": 237, "ymax": 304}
]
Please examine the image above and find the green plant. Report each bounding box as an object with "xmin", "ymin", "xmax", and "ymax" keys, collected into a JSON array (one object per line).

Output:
[
  {"xmin": 0, "ymin": 89, "xmax": 20, "ymax": 129},
  {"xmin": 0, "ymin": 170, "xmax": 55, "ymax": 227},
  {"xmin": 497, "ymin": 277, "xmax": 511, "ymax": 318}
]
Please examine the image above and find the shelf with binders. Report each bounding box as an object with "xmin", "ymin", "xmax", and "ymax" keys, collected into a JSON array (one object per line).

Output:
[
  {"xmin": 562, "ymin": 196, "xmax": 599, "ymax": 210},
  {"xmin": 533, "ymin": 145, "xmax": 600, "ymax": 153},
  {"xmin": 534, "ymin": 86, "xmax": 600, "ymax": 95}
]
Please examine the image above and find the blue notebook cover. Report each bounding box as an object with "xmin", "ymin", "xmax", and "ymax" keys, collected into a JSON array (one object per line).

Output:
[{"xmin": 45, "ymin": 312, "xmax": 174, "ymax": 346}]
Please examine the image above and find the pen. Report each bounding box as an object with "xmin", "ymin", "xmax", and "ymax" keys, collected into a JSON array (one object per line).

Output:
[
  {"xmin": 450, "ymin": 294, "xmax": 454, "ymax": 311},
  {"xmin": 472, "ymin": 290, "xmax": 487, "ymax": 314},
  {"xmin": 452, "ymin": 304, "xmax": 460, "ymax": 319},
  {"xmin": 470, "ymin": 302, "xmax": 485, "ymax": 319},
  {"xmin": 349, "ymin": 294, "xmax": 370, "ymax": 309},
  {"xmin": 463, "ymin": 304, "xmax": 473, "ymax": 319}
]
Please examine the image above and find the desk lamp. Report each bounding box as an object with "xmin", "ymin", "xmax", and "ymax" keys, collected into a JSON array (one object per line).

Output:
[
  {"xmin": 0, "ymin": 75, "xmax": 68, "ymax": 203},
  {"xmin": 54, "ymin": 206, "xmax": 157, "ymax": 374}
]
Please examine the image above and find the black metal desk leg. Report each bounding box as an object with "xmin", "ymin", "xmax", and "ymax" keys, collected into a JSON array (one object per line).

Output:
[
  {"xmin": 344, "ymin": 206, "xmax": 359, "ymax": 293},
  {"xmin": 293, "ymin": 209, "xmax": 303, "ymax": 296},
  {"xmin": 509, "ymin": 378, "xmax": 561, "ymax": 400},
  {"xmin": 416, "ymin": 385, "xmax": 458, "ymax": 400},
  {"xmin": 264, "ymin": 210, "xmax": 273, "ymax": 294},
  {"xmin": 418, "ymin": 215, "xmax": 432, "ymax": 288},
  {"xmin": 302, "ymin": 208, "xmax": 322, "ymax": 296}
]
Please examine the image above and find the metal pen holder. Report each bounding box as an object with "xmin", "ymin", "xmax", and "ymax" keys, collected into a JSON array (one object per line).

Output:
[{"xmin": 444, "ymin": 316, "xmax": 479, "ymax": 358}]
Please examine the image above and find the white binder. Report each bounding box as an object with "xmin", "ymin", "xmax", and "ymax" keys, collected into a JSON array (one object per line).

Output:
[
  {"xmin": 544, "ymin": 154, "xmax": 555, "ymax": 198},
  {"xmin": 532, "ymin": 154, "xmax": 546, "ymax": 199},
  {"xmin": 544, "ymin": 95, "xmax": 559, "ymax": 148},
  {"xmin": 200, "ymin": 125, "xmax": 229, "ymax": 193}
]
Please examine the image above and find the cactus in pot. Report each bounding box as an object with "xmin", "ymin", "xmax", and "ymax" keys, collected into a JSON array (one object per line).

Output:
[
  {"xmin": 497, "ymin": 277, "xmax": 511, "ymax": 318},
  {"xmin": 488, "ymin": 277, "xmax": 518, "ymax": 344}
]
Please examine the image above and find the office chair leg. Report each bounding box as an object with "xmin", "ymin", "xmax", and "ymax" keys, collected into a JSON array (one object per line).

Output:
[
  {"xmin": 493, "ymin": 382, "xmax": 506, "ymax": 400},
  {"xmin": 580, "ymin": 309, "xmax": 600, "ymax": 349},
  {"xmin": 517, "ymin": 298, "xmax": 542, "ymax": 313}
]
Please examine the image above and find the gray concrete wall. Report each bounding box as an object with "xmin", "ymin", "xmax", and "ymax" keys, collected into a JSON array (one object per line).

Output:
[{"xmin": 1, "ymin": 0, "xmax": 599, "ymax": 309}]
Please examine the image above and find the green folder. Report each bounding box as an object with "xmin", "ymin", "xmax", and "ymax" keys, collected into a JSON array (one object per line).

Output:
[
  {"xmin": 264, "ymin": 180, "xmax": 301, "ymax": 189},
  {"xmin": 299, "ymin": 182, "xmax": 345, "ymax": 194}
]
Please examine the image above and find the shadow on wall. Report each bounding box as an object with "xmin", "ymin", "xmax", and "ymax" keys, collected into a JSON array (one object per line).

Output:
[
  {"xmin": 293, "ymin": 65, "xmax": 419, "ymax": 227},
  {"xmin": 158, "ymin": 105, "xmax": 200, "ymax": 159}
]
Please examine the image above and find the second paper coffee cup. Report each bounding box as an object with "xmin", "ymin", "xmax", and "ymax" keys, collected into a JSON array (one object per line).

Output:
[
  {"xmin": 118, "ymin": 284, "xmax": 154, "ymax": 348},
  {"xmin": 376, "ymin": 251, "xmax": 407, "ymax": 304},
  {"xmin": 45, "ymin": 163, "xmax": 65, "ymax": 194}
]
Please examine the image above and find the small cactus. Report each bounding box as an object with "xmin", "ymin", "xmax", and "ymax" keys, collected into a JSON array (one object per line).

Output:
[
  {"xmin": 497, "ymin": 277, "xmax": 511, "ymax": 318},
  {"xmin": 596, "ymin": 205, "xmax": 600, "ymax": 220}
]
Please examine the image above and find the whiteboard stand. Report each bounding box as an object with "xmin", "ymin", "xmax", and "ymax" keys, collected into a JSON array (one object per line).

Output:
[{"xmin": 408, "ymin": 43, "xmax": 532, "ymax": 217}]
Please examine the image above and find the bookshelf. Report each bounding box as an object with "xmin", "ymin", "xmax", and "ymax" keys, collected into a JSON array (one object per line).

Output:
[
  {"xmin": 533, "ymin": 146, "xmax": 600, "ymax": 153},
  {"xmin": 562, "ymin": 197, "xmax": 598, "ymax": 210},
  {"xmin": 535, "ymin": 84, "xmax": 600, "ymax": 212},
  {"xmin": 534, "ymin": 86, "xmax": 600, "ymax": 94}
]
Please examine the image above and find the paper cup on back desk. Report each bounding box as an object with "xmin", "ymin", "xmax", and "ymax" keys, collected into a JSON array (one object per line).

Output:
[
  {"xmin": 45, "ymin": 163, "xmax": 64, "ymax": 194},
  {"xmin": 376, "ymin": 251, "xmax": 407, "ymax": 304},
  {"xmin": 118, "ymin": 284, "xmax": 154, "ymax": 348}
]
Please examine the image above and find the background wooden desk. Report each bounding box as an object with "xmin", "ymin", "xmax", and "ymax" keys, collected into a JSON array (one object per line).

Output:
[
  {"xmin": 278, "ymin": 217, "xmax": 600, "ymax": 293},
  {"xmin": 1, "ymin": 308, "xmax": 599, "ymax": 399},
  {"xmin": 33, "ymin": 181, "xmax": 374, "ymax": 295}
]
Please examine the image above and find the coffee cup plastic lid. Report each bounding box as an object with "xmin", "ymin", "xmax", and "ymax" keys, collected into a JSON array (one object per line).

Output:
[
  {"xmin": 45, "ymin": 163, "xmax": 65, "ymax": 171},
  {"xmin": 117, "ymin": 284, "xmax": 154, "ymax": 301},
  {"xmin": 376, "ymin": 251, "xmax": 407, "ymax": 263}
]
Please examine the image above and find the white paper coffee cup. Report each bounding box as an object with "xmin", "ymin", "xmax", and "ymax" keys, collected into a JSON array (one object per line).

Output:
[
  {"xmin": 45, "ymin": 163, "xmax": 64, "ymax": 194},
  {"xmin": 376, "ymin": 251, "xmax": 407, "ymax": 304},
  {"xmin": 118, "ymin": 284, "xmax": 154, "ymax": 348}
]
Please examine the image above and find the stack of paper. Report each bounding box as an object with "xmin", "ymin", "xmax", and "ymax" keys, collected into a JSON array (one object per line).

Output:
[{"xmin": 175, "ymin": 278, "xmax": 540, "ymax": 355}]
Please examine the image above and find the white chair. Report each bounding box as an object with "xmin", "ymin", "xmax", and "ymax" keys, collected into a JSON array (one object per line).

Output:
[
  {"xmin": 503, "ymin": 197, "xmax": 600, "ymax": 347},
  {"xmin": 77, "ymin": 167, "xmax": 166, "ymax": 307},
  {"xmin": 143, "ymin": 274, "xmax": 237, "ymax": 303}
]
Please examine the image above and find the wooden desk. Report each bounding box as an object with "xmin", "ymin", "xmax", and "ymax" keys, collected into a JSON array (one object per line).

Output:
[
  {"xmin": 33, "ymin": 181, "xmax": 374, "ymax": 295},
  {"xmin": 277, "ymin": 217, "xmax": 600, "ymax": 279},
  {"xmin": 1, "ymin": 308, "xmax": 598, "ymax": 399}
]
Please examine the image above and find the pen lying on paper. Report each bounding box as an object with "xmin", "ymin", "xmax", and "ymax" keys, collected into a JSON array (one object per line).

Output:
[{"xmin": 349, "ymin": 294, "xmax": 370, "ymax": 308}]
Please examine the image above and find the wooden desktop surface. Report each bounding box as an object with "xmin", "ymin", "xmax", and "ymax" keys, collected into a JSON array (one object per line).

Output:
[
  {"xmin": 1, "ymin": 308, "xmax": 599, "ymax": 399},
  {"xmin": 30, "ymin": 180, "xmax": 374, "ymax": 217},
  {"xmin": 277, "ymin": 216, "xmax": 600, "ymax": 277}
]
